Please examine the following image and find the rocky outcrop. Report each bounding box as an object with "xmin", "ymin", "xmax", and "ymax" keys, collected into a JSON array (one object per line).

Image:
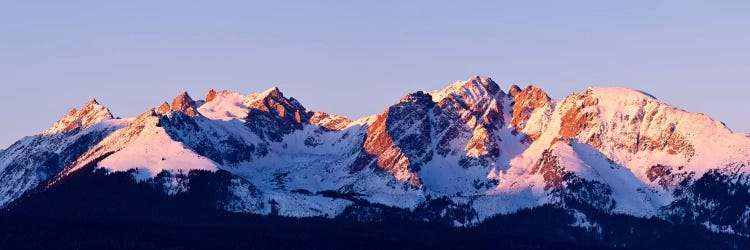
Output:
[
  {"xmin": 433, "ymin": 77, "xmax": 504, "ymax": 159},
  {"xmin": 5, "ymin": 75, "xmax": 750, "ymax": 237},
  {"xmin": 556, "ymin": 87, "xmax": 699, "ymax": 160},
  {"xmin": 156, "ymin": 102, "xmax": 172, "ymax": 115},
  {"xmin": 508, "ymin": 84, "xmax": 522, "ymax": 97},
  {"xmin": 245, "ymin": 87, "xmax": 310, "ymax": 142},
  {"xmin": 362, "ymin": 109, "xmax": 419, "ymax": 186},
  {"xmin": 205, "ymin": 89, "xmax": 218, "ymax": 103},
  {"xmin": 171, "ymin": 91, "xmax": 199, "ymax": 117},
  {"xmin": 356, "ymin": 77, "xmax": 511, "ymax": 188},
  {"xmin": 530, "ymin": 148, "xmax": 616, "ymax": 212},
  {"xmin": 557, "ymin": 89, "xmax": 602, "ymax": 147},
  {"xmin": 510, "ymin": 85, "xmax": 552, "ymax": 141},
  {"xmin": 357, "ymin": 92, "xmax": 436, "ymax": 187}
]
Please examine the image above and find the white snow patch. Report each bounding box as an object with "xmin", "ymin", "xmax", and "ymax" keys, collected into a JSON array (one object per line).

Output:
[{"xmin": 98, "ymin": 122, "xmax": 218, "ymax": 181}]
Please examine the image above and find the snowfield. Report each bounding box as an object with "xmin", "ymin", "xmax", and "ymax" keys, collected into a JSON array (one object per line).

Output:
[{"xmin": 2, "ymin": 76, "xmax": 750, "ymax": 234}]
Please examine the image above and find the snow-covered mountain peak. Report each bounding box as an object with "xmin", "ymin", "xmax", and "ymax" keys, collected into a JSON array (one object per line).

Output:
[
  {"xmin": 530, "ymin": 85, "xmax": 750, "ymax": 193},
  {"xmin": 84, "ymin": 98, "xmax": 101, "ymax": 106},
  {"xmin": 586, "ymin": 87, "xmax": 657, "ymax": 103},
  {"xmin": 562, "ymin": 86, "xmax": 733, "ymax": 139},
  {"xmin": 197, "ymin": 87, "xmax": 309, "ymax": 125},
  {"xmin": 43, "ymin": 98, "xmax": 114, "ymax": 135},
  {"xmin": 259, "ymin": 86, "xmax": 282, "ymax": 98},
  {"xmin": 51, "ymin": 106, "xmax": 218, "ymax": 182},
  {"xmin": 246, "ymin": 86, "xmax": 306, "ymax": 120},
  {"xmin": 95, "ymin": 112, "xmax": 219, "ymax": 180},
  {"xmin": 198, "ymin": 90, "xmax": 250, "ymax": 121},
  {"xmin": 430, "ymin": 76, "xmax": 502, "ymax": 103},
  {"xmin": 398, "ymin": 91, "xmax": 434, "ymax": 104},
  {"xmin": 309, "ymin": 112, "xmax": 352, "ymax": 130},
  {"xmin": 243, "ymin": 86, "xmax": 287, "ymax": 107},
  {"xmin": 6, "ymin": 77, "xmax": 750, "ymax": 237}
]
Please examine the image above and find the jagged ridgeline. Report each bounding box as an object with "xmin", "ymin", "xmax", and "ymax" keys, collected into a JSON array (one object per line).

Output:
[{"xmin": 2, "ymin": 76, "xmax": 750, "ymax": 248}]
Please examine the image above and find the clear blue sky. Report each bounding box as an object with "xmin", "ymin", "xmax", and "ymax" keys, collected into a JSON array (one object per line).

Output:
[{"xmin": 1, "ymin": 1, "xmax": 749, "ymax": 148}]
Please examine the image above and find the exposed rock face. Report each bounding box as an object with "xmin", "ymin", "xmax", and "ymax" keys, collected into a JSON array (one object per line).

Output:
[
  {"xmin": 385, "ymin": 92, "xmax": 434, "ymax": 173},
  {"xmin": 645, "ymin": 164, "xmax": 687, "ymax": 189},
  {"xmin": 205, "ymin": 89, "xmax": 218, "ymax": 103},
  {"xmin": 508, "ymin": 84, "xmax": 522, "ymax": 97},
  {"xmin": 4, "ymin": 76, "xmax": 750, "ymax": 237},
  {"xmin": 557, "ymin": 89, "xmax": 602, "ymax": 146},
  {"xmin": 154, "ymin": 92, "xmax": 201, "ymax": 117},
  {"xmin": 362, "ymin": 91, "xmax": 436, "ymax": 186},
  {"xmin": 510, "ymin": 85, "xmax": 553, "ymax": 141},
  {"xmin": 362, "ymin": 109, "xmax": 420, "ymax": 186},
  {"xmin": 43, "ymin": 99, "xmax": 114, "ymax": 134},
  {"xmin": 356, "ymin": 77, "xmax": 509, "ymax": 188},
  {"xmin": 245, "ymin": 87, "xmax": 310, "ymax": 142},
  {"xmin": 555, "ymin": 87, "xmax": 701, "ymax": 168},
  {"xmin": 432, "ymin": 76, "xmax": 505, "ymax": 159},
  {"xmin": 156, "ymin": 102, "xmax": 172, "ymax": 115},
  {"xmin": 530, "ymin": 148, "xmax": 616, "ymax": 212},
  {"xmin": 171, "ymin": 91, "xmax": 199, "ymax": 117}
]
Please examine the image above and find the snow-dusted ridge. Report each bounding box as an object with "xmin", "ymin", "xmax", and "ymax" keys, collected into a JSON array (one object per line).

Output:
[
  {"xmin": 0, "ymin": 98, "xmax": 128, "ymax": 207},
  {"xmin": 2, "ymin": 76, "xmax": 750, "ymax": 234}
]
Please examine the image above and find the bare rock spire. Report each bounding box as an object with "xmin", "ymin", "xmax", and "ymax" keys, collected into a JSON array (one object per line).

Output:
[
  {"xmin": 170, "ymin": 91, "xmax": 199, "ymax": 116},
  {"xmin": 206, "ymin": 89, "xmax": 218, "ymax": 103}
]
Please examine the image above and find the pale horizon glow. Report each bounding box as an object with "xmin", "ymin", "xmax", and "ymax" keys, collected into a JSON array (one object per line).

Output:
[{"xmin": 1, "ymin": 1, "xmax": 749, "ymax": 148}]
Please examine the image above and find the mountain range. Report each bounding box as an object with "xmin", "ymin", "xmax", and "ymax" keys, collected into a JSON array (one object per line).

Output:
[{"xmin": 2, "ymin": 76, "xmax": 750, "ymax": 248}]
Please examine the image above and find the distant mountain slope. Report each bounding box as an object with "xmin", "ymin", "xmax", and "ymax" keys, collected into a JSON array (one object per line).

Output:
[{"xmin": 2, "ymin": 76, "xmax": 750, "ymax": 238}]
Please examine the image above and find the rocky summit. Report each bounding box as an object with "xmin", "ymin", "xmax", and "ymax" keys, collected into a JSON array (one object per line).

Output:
[{"xmin": 2, "ymin": 76, "xmax": 750, "ymax": 248}]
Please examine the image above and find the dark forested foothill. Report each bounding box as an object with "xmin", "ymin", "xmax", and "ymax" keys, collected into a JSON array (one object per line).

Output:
[{"xmin": 2, "ymin": 168, "xmax": 746, "ymax": 250}]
